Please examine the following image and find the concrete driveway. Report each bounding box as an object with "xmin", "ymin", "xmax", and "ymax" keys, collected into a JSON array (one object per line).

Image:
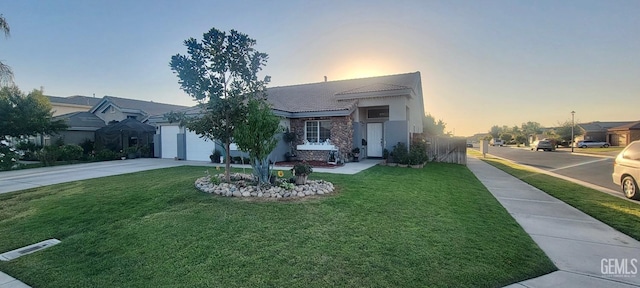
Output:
[
  {"xmin": 0, "ymin": 159, "xmax": 188, "ymax": 194},
  {"xmin": 0, "ymin": 158, "xmax": 380, "ymax": 195}
]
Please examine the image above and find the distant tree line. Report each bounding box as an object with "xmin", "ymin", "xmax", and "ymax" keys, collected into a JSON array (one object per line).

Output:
[{"xmin": 483, "ymin": 121, "xmax": 584, "ymax": 147}]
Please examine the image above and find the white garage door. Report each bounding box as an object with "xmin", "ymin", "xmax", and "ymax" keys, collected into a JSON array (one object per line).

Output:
[
  {"xmin": 161, "ymin": 125, "xmax": 179, "ymax": 159},
  {"xmin": 186, "ymin": 130, "xmax": 214, "ymax": 161}
]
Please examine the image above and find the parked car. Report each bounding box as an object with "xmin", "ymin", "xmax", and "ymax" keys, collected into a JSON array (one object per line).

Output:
[
  {"xmin": 531, "ymin": 140, "xmax": 556, "ymax": 151},
  {"xmin": 612, "ymin": 140, "xmax": 640, "ymax": 200},
  {"xmin": 490, "ymin": 139, "xmax": 504, "ymax": 147},
  {"xmin": 576, "ymin": 140, "xmax": 610, "ymax": 148}
]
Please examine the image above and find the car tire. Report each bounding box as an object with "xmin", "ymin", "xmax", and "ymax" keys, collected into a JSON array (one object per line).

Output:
[
  {"xmin": 622, "ymin": 176, "xmax": 639, "ymax": 200},
  {"xmin": 603, "ymin": 144, "xmax": 610, "ymax": 148}
]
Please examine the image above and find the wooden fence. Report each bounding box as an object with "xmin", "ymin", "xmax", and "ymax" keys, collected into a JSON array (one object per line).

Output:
[{"xmin": 425, "ymin": 136, "xmax": 467, "ymax": 165}]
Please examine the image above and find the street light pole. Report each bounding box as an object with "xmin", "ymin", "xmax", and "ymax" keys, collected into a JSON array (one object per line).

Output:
[{"xmin": 571, "ymin": 111, "xmax": 575, "ymax": 153}]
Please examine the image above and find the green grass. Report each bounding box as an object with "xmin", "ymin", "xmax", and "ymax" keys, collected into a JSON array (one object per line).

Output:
[
  {"xmin": 476, "ymin": 155, "xmax": 640, "ymax": 241},
  {"xmin": 0, "ymin": 164, "xmax": 555, "ymax": 287}
]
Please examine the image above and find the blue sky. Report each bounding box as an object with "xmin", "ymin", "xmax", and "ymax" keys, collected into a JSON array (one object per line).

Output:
[{"xmin": 2, "ymin": 0, "xmax": 639, "ymax": 136}]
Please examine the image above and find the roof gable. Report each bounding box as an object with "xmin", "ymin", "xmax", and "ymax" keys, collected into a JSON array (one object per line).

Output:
[
  {"xmin": 90, "ymin": 96, "xmax": 190, "ymax": 120},
  {"xmin": 266, "ymin": 72, "xmax": 421, "ymax": 114},
  {"xmin": 609, "ymin": 121, "xmax": 640, "ymax": 131}
]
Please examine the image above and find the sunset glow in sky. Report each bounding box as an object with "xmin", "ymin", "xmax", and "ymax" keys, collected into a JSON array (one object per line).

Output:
[{"xmin": 3, "ymin": 0, "xmax": 639, "ymax": 136}]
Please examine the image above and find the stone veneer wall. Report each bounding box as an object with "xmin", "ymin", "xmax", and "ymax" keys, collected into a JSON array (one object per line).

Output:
[{"xmin": 289, "ymin": 115, "xmax": 354, "ymax": 161}]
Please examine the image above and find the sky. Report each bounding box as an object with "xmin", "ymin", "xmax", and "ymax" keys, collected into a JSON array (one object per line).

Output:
[{"xmin": 2, "ymin": 0, "xmax": 639, "ymax": 136}]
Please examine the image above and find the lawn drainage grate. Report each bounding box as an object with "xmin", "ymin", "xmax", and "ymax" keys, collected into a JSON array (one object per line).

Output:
[{"xmin": 0, "ymin": 239, "xmax": 61, "ymax": 261}]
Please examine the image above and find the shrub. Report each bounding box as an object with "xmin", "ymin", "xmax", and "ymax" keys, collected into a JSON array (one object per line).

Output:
[
  {"xmin": 16, "ymin": 141, "xmax": 42, "ymax": 161},
  {"xmin": 210, "ymin": 175, "xmax": 221, "ymax": 185},
  {"xmin": 59, "ymin": 144, "xmax": 84, "ymax": 162},
  {"xmin": 409, "ymin": 141, "xmax": 428, "ymax": 165},
  {"xmin": 96, "ymin": 149, "xmax": 119, "ymax": 161},
  {"xmin": 38, "ymin": 146, "xmax": 60, "ymax": 166},
  {"xmin": 392, "ymin": 142, "xmax": 409, "ymax": 164},
  {"xmin": 79, "ymin": 139, "xmax": 95, "ymax": 155},
  {"xmin": 0, "ymin": 143, "xmax": 19, "ymax": 171}
]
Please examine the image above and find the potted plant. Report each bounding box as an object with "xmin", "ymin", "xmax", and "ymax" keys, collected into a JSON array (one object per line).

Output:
[
  {"xmin": 210, "ymin": 149, "xmax": 221, "ymax": 163},
  {"xmin": 351, "ymin": 147, "xmax": 361, "ymax": 162},
  {"xmin": 291, "ymin": 161, "xmax": 313, "ymax": 185},
  {"xmin": 283, "ymin": 130, "xmax": 298, "ymax": 162}
]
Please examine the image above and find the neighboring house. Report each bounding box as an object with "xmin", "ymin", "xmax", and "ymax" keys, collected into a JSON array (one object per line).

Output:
[
  {"xmin": 90, "ymin": 96, "xmax": 189, "ymax": 124},
  {"xmin": 46, "ymin": 95, "xmax": 102, "ymax": 116},
  {"xmin": 51, "ymin": 112, "xmax": 106, "ymax": 145},
  {"xmin": 607, "ymin": 121, "xmax": 640, "ymax": 146},
  {"xmin": 150, "ymin": 72, "xmax": 426, "ymax": 162},
  {"xmin": 576, "ymin": 121, "xmax": 636, "ymax": 143}
]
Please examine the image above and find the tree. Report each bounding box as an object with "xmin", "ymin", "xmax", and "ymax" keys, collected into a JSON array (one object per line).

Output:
[
  {"xmin": 170, "ymin": 27, "xmax": 269, "ymax": 182},
  {"xmin": 554, "ymin": 121, "xmax": 584, "ymax": 145},
  {"xmin": 489, "ymin": 125, "xmax": 501, "ymax": 140},
  {"xmin": 423, "ymin": 114, "xmax": 447, "ymax": 136},
  {"xmin": 520, "ymin": 121, "xmax": 542, "ymax": 146},
  {"xmin": 500, "ymin": 133, "xmax": 513, "ymax": 143},
  {"xmin": 0, "ymin": 86, "xmax": 67, "ymax": 140},
  {"xmin": 233, "ymin": 99, "xmax": 281, "ymax": 185},
  {"xmin": 0, "ymin": 14, "xmax": 13, "ymax": 86}
]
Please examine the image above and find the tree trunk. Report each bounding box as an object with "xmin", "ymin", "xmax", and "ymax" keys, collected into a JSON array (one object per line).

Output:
[{"xmin": 224, "ymin": 140, "xmax": 231, "ymax": 183}]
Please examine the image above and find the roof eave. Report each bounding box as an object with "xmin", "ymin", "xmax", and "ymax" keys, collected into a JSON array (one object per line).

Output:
[{"xmin": 335, "ymin": 88, "xmax": 413, "ymax": 100}]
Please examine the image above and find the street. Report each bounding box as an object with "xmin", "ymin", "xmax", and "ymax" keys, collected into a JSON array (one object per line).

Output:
[{"xmin": 474, "ymin": 145, "xmax": 621, "ymax": 193}]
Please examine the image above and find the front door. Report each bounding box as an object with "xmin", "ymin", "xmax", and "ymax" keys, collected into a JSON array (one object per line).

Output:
[{"xmin": 367, "ymin": 123, "xmax": 383, "ymax": 157}]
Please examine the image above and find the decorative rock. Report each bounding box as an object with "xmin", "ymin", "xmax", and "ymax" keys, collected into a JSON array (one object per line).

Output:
[{"xmin": 194, "ymin": 174, "xmax": 335, "ymax": 200}]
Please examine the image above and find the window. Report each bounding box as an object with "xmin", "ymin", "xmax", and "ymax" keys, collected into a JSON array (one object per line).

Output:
[
  {"xmin": 305, "ymin": 120, "xmax": 331, "ymax": 143},
  {"xmin": 367, "ymin": 108, "xmax": 389, "ymax": 119}
]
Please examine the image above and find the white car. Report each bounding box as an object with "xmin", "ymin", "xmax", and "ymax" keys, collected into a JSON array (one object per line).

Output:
[
  {"xmin": 612, "ymin": 140, "xmax": 640, "ymax": 200},
  {"xmin": 576, "ymin": 140, "xmax": 610, "ymax": 148}
]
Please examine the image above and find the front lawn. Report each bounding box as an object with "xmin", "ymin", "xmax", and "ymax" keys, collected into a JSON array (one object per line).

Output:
[
  {"xmin": 476, "ymin": 155, "xmax": 640, "ymax": 241},
  {"xmin": 0, "ymin": 164, "xmax": 555, "ymax": 287}
]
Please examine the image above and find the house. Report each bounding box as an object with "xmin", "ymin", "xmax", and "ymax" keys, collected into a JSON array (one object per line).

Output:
[
  {"xmin": 90, "ymin": 96, "xmax": 189, "ymax": 124},
  {"xmin": 45, "ymin": 95, "xmax": 188, "ymax": 147},
  {"xmin": 51, "ymin": 112, "xmax": 106, "ymax": 144},
  {"xmin": 46, "ymin": 95, "xmax": 102, "ymax": 116},
  {"xmin": 150, "ymin": 72, "xmax": 425, "ymax": 162},
  {"xmin": 577, "ymin": 121, "xmax": 636, "ymax": 143},
  {"xmin": 607, "ymin": 121, "xmax": 640, "ymax": 146}
]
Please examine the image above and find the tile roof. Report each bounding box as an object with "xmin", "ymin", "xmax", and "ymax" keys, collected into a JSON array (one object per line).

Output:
[
  {"xmin": 609, "ymin": 120, "xmax": 640, "ymax": 131},
  {"xmin": 578, "ymin": 121, "xmax": 636, "ymax": 132},
  {"xmin": 53, "ymin": 112, "xmax": 106, "ymax": 129},
  {"xmin": 46, "ymin": 95, "xmax": 102, "ymax": 107},
  {"xmin": 97, "ymin": 96, "xmax": 190, "ymax": 116},
  {"xmin": 266, "ymin": 72, "xmax": 421, "ymax": 113}
]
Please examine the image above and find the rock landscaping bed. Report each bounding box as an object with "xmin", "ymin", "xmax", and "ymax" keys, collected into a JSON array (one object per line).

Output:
[{"xmin": 195, "ymin": 173, "xmax": 335, "ymax": 199}]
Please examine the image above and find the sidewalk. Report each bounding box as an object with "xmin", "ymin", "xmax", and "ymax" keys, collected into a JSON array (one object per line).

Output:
[{"xmin": 467, "ymin": 157, "xmax": 640, "ymax": 287}]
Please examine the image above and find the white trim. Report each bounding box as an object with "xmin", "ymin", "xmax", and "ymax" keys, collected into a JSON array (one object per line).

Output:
[{"xmin": 296, "ymin": 144, "xmax": 338, "ymax": 151}]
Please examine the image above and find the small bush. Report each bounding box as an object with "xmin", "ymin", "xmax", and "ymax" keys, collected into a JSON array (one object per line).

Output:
[
  {"xmin": 280, "ymin": 182, "xmax": 295, "ymax": 190},
  {"xmin": 38, "ymin": 146, "xmax": 60, "ymax": 166},
  {"xmin": 96, "ymin": 149, "xmax": 119, "ymax": 161},
  {"xmin": 392, "ymin": 142, "xmax": 409, "ymax": 164},
  {"xmin": 79, "ymin": 139, "xmax": 95, "ymax": 155},
  {"xmin": 59, "ymin": 145, "xmax": 84, "ymax": 162},
  {"xmin": 0, "ymin": 143, "xmax": 19, "ymax": 171},
  {"xmin": 210, "ymin": 175, "xmax": 221, "ymax": 185}
]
